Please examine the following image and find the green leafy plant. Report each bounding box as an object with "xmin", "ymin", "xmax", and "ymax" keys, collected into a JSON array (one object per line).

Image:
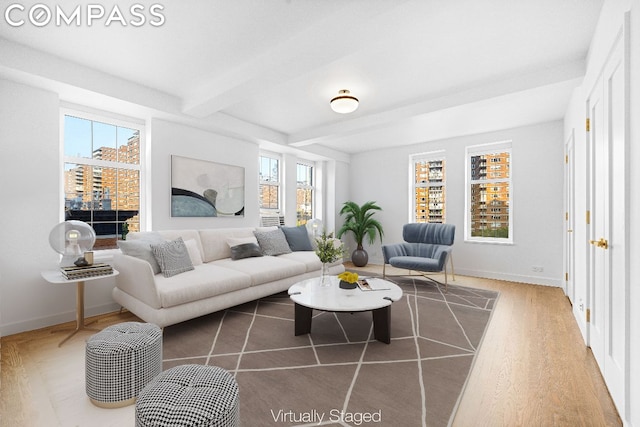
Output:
[
  {"xmin": 336, "ymin": 201, "xmax": 384, "ymax": 248},
  {"xmin": 315, "ymin": 231, "xmax": 344, "ymax": 263}
]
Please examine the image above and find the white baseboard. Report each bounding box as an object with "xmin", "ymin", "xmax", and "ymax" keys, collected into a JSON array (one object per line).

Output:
[
  {"xmin": 454, "ymin": 268, "xmax": 562, "ymax": 287},
  {"xmin": 0, "ymin": 302, "xmax": 121, "ymax": 338}
]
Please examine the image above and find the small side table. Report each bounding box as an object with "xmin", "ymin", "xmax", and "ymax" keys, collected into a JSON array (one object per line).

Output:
[{"xmin": 41, "ymin": 269, "xmax": 119, "ymax": 347}]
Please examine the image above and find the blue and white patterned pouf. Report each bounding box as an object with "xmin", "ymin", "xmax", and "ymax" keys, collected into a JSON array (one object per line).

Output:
[
  {"xmin": 135, "ymin": 364, "xmax": 240, "ymax": 427},
  {"xmin": 85, "ymin": 322, "xmax": 162, "ymax": 408}
]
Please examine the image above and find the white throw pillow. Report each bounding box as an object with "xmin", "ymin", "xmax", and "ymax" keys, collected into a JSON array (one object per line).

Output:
[
  {"xmin": 226, "ymin": 236, "xmax": 259, "ymax": 248},
  {"xmin": 184, "ymin": 239, "xmax": 203, "ymax": 266}
]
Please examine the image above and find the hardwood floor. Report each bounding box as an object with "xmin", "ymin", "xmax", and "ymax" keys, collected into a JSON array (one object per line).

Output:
[{"xmin": 1, "ymin": 265, "xmax": 621, "ymax": 426}]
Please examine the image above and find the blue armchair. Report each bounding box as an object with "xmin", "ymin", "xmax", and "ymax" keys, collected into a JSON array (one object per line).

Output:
[{"xmin": 381, "ymin": 223, "xmax": 455, "ymax": 290}]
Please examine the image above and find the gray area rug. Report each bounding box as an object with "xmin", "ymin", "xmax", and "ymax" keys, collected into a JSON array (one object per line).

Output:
[{"xmin": 162, "ymin": 275, "xmax": 499, "ymax": 426}]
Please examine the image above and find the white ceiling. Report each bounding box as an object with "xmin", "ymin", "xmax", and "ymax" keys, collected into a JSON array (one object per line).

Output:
[{"xmin": 0, "ymin": 0, "xmax": 603, "ymax": 155}]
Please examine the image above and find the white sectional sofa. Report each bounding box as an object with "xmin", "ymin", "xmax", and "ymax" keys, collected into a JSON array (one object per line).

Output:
[{"xmin": 112, "ymin": 227, "xmax": 344, "ymax": 327}]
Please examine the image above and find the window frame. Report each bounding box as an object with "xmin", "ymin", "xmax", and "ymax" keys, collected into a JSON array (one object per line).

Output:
[
  {"xmin": 410, "ymin": 150, "xmax": 446, "ymax": 224},
  {"xmin": 258, "ymin": 152, "xmax": 282, "ymax": 212},
  {"xmin": 296, "ymin": 161, "xmax": 315, "ymax": 226},
  {"xmin": 465, "ymin": 141, "xmax": 513, "ymax": 244},
  {"xmin": 61, "ymin": 108, "xmax": 145, "ymax": 250}
]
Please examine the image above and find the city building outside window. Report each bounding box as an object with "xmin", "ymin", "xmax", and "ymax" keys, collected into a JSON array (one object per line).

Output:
[
  {"xmin": 411, "ymin": 151, "xmax": 446, "ymax": 223},
  {"xmin": 63, "ymin": 111, "xmax": 143, "ymax": 249},
  {"xmin": 259, "ymin": 154, "xmax": 280, "ymax": 210},
  {"xmin": 466, "ymin": 141, "xmax": 512, "ymax": 242},
  {"xmin": 296, "ymin": 162, "xmax": 314, "ymax": 225}
]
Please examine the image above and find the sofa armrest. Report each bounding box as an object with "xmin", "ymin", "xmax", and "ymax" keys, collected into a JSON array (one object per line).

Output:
[{"xmin": 113, "ymin": 253, "xmax": 162, "ymax": 309}]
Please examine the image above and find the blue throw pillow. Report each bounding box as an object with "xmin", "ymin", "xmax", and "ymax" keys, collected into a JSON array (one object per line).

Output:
[{"xmin": 280, "ymin": 225, "xmax": 313, "ymax": 251}]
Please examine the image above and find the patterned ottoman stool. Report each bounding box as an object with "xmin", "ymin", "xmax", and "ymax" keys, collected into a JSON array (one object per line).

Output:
[
  {"xmin": 135, "ymin": 364, "xmax": 240, "ymax": 427},
  {"xmin": 85, "ymin": 322, "xmax": 162, "ymax": 408}
]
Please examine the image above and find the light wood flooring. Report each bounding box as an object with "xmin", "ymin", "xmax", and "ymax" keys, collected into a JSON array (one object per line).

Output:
[{"xmin": 1, "ymin": 264, "xmax": 621, "ymax": 426}]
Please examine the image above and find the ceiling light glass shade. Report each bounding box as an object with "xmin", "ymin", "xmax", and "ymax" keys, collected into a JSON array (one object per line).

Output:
[{"xmin": 330, "ymin": 90, "xmax": 359, "ymax": 114}]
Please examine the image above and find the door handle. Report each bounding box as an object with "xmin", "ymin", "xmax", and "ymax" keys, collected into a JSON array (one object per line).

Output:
[{"xmin": 589, "ymin": 238, "xmax": 609, "ymax": 249}]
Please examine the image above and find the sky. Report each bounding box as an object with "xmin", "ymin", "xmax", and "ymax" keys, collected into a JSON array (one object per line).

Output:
[{"xmin": 63, "ymin": 114, "xmax": 137, "ymax": 162}]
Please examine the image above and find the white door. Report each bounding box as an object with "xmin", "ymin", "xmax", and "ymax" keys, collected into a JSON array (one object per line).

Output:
[
  {"xmin": 564, "ymin": 133, "xmax": 575, "ymax": 302},
  {"xmin": 587, "ymin": 30, "xmax": 627, "ymax": 416}
]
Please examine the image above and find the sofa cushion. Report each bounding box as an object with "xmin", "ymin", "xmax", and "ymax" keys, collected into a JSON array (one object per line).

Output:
[
  {"xmin": 151, "ymin": 238, "xmax": 194, "ymax": 278},
  {"xmin": 117, "ymin": 232, "xmax": 165, "ymax": 274},
  {"xmin": 154, "ymin": 265, "xmax": 251, "ymax": 308},
  {"xmin": 199, "ymin": 228, "xmax": 257, "ymax": 262},
  {"xmin": 230, "ymin": 243, "xmax": 263, "ymax": 260},
  {"xmin": 212, "ymin": 256, "xmax": 306, "ymax": 286},
  {"xmin": 254, "ymin": 228, "xmax": 292, "ymax": 256},
  {"xmin": 277, "ymin": 251, "xmax": 322, "ymax": 272},
  {"xmin": 280, "ymin": 225, "xmax": 313, "ymax": 251}
]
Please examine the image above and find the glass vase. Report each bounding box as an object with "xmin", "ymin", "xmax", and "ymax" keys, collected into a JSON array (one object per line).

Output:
[{"xmin": 320, "ymin": 263, "xmax": 331, "ymax": 286}]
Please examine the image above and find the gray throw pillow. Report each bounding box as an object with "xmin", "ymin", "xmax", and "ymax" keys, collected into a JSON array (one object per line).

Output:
[
  {"xmin": 150, "ymin": 237, "xmax": 194, "ymax": 278},
  {"xmin": 118, "ymin": 240, "xmax": 163, "ymax": 274},
  {"xmin": 230, "ymin": 243, "xmax": 263, "ymax": 260},
  {"xmin": 253, "ymin": 228, "xmax": 292, "ymax": 256},
  {"xmin": 281, "ymin": 225, "xmax": 313, "ymax": 251}
]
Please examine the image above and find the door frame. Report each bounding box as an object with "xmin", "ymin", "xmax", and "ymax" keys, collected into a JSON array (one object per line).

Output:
[{"xmin": 563, "ymin": 131, "xmax": 575, "ymax": 302}]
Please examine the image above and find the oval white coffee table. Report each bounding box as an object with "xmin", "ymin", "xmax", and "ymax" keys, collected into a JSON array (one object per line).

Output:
[{"xmin": 288, "ymin": 276, "xmax": 403, "ymax": 344}]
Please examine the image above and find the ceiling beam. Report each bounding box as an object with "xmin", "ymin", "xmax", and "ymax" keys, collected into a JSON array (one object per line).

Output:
[
  {"xmin": 288, "ymin": 59, "xmax": 585, "ymax": 147},
  {"xmin": 0, "ymin": 37, "xmax": 288, "ymax": 146},
  {"xmin": 180, "ymin": 0, "xmax": 411, "ymax": 118}
]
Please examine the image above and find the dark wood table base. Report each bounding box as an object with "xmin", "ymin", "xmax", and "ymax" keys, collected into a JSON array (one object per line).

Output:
[{"xmin": 294, "ymin": 303, "xmax": 392, "ymax": 344}]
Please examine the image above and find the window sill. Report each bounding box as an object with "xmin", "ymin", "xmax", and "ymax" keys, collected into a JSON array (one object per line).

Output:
[{"xmin": 464, "ymin": 238, "xmax": 514, "ymax": 246}]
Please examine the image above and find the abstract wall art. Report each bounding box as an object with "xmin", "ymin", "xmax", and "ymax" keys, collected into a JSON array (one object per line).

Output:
[{"xmin": 171, "ymin": 155, "xmax": 245, "ymax": 217}]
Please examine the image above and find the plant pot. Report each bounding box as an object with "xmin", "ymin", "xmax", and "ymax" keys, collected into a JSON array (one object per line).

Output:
[
  {"xmin": 339, "ymin": 280, "xmax": 357, "ymax": 290},
  {"xmin": 351, "ymin": 248, "xmax": 368, "ymax": 267}
]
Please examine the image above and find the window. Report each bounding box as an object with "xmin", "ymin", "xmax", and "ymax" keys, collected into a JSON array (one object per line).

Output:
[
  {"xmin": 63, "ymin": 112, "xmax": 143, "ymax": 249},
  {"xmin": 466, "ymin": 142, "xmax": 512, "ymax": 242},
  {"xmin": 296, "ymin": 162, "xmax": 314, "ymax": 225},
  {"xmin": 259, "ymin": 154, "xmax": 280, "ymax": 210},
  {"xmin": 411, "ymin": 151, "xmax": 445, "ymax": 223}
]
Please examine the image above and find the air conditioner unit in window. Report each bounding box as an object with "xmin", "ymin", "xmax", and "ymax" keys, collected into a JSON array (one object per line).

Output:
[{"xmin": 260, "ymin": 214, "xmax": 285, "ymax": 227}]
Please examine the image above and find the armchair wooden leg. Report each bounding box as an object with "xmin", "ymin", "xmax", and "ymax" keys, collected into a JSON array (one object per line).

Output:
[
  {"xmin": 449, "ymin": 253, "xmax": 455, "ymax": 281},
  {"xmin": 444, "ymin": 268, "xmax": 448, "ymax": 293}
]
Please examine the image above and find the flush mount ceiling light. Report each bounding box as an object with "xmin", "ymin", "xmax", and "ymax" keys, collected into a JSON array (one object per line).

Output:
[{"xmin": 330, "ymin": 89, "xmax": 359, "ymax": 114}]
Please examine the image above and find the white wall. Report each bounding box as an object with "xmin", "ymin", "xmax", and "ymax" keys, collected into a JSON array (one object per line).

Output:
[
  {"xmin": 348, "ymin": 121, "xmax": 565, "ymax": 286},
  {"xmin": 0, "ymin": 100, "xmax": 344, "ymax": 335},
  {"xmin": 0, "ymin": 80, "xmax": 120, "ymax": 336},
  {"xmin": 149, "ymin": 119, "xmax": 260, "ymax": 230}
]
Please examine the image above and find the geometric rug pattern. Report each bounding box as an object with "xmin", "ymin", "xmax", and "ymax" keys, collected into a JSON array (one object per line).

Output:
[{"xmin": 162, "ymin": 275, "xmax": 499, "ymax": 426}]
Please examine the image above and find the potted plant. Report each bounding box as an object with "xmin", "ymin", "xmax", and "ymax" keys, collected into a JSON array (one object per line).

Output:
[
  {"xmin": 314, "ymin": 231, "xmax": 345, "ymax": 286},
  {"xmin": 336, "ymin": 201, "xmax": 384, "ymax": 267}
]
